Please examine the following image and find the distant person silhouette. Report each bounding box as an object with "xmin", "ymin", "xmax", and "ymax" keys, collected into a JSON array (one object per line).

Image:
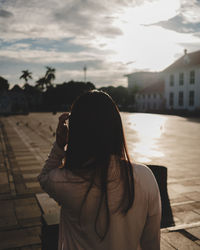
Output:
[{"xmin": 38, "ymin": 90, "xmax": 161, "ymax": 250}]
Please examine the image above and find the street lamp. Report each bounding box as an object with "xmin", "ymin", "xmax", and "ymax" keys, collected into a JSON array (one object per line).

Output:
[{"xmin": 83, "ymin": 65, "xmax": 87, "ymax": 82}]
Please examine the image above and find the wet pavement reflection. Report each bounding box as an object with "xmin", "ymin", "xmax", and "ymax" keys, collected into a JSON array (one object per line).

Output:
[
  {"xmin": 122, "ymin": 113, "xmax": 167, "ymax": 163},
  {"xmin": 121, "ymin": 112, "xmax": 200, "ymax": 179}
]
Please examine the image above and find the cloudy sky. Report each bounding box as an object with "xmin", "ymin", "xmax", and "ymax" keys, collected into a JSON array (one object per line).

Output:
[{"xmin": 0, "ymin": 0, "xmax": 200, "ymax": 87}]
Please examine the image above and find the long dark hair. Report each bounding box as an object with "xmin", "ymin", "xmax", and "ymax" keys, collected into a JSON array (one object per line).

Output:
[{"xmin": 65, "ymin": 90, "xmax": 134, "ymax": 240}]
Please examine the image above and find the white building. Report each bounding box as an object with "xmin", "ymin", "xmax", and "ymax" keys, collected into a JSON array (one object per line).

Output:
[
  {"xmin": 164, "ymin": 50, "xmax": 200, "ymax": 111},
  {"xmin": 125, "ymin": 71, "xmax": 162, "ymax": 90},
  {"xmin": 135, "ymin": 80, "xmax": 165, "ymax": 112}
]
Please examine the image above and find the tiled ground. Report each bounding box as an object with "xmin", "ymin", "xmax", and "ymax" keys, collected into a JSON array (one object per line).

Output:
[{"xmin": 0, "ymin": 113, "xmax": 200, "ymax": 249}]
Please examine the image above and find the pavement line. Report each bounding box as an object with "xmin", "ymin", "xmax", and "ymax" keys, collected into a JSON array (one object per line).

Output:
[
  {"xmin": 8, "ymin": 120, "xmax": 46, "ymax": 164},
  {"xmin": 162, "ymin": 221, "xmax": 200, "ymax": 232},
  {"xmin": 171, "ymin": 200, "xmax": 197, "ymax": 207},
  {"xmin": 0, "ymin": 122, "xmax": 16, "ymax": 196}
]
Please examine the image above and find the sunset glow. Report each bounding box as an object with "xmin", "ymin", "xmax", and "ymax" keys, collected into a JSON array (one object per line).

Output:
[
  {"xmin": 0, "ymin": 0, "xmax": 200, "ymax": 86},
  {"xmin": 104, "ymin": 0, "xmax": 199, "ymax": 71}
]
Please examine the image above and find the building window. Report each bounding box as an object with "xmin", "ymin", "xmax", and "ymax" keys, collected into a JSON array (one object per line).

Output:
[
  {"xmin": 189, "ymin": 91, "xmax": 194, "ymax": 106},
  {"xmin": 169, "ymin": 92, "xmax": 174, "ymax": 106},
  {"xmin": 170, "ymin": 74, "xmax": 174, "ymax": 86},
  {"xmin": 148, "ymin": 94, "xmax": 151, "ymax": 99},
  {"xmin": 179, "ymin": 73, "xmax": 184, "ymax": 85},
  {"xmin": 153, "ymin": 93, "xmax": 156, "ymax": 99},
  {"xmin": 178, "ymin": 91, "xmax": 184, "ymax": 106},
  {"xmin": 190, "ymin": 70, "xmax": 195, "ymax": 84}
]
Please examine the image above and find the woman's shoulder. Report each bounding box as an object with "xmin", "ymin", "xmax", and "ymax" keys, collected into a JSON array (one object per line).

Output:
[
  {"xmin": 132, "ymin": 163, "xmax": 158, "ymax": 191},
  {"xmin": 48, "ymin": 167, "xmax": 84, "ymax": 184},
  {"xmin": 133, "ymin": 163, "xmax": 153, "ymax": 177}
]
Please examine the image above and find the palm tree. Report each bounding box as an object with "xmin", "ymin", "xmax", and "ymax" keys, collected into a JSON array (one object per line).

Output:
[
  {"xmin": 35, "ymin": 77, "xmax": 46, "ymax": 91},
  {"xmin": 35, "ymin": 66, "xmax": 56, "ymax": 92},
  {"xmin": 45, "ymin": 66, "xmax": 56, "ymax": 88},
  {"xmin": 20, "ymin": 70, "xmax": 32, "ymax": 84}
]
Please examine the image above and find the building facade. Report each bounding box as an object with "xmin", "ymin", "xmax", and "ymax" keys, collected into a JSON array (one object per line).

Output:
[
  {"xmin": 164, "ymin": 50, "xmax": 200, "ymax": 111},
  {"xmin": 125, "ymin": 71, "xmax": 162, "ymax": 90},
  {"xmin": 135, "ymin": 81, "xmax": 165, "ymax": 112}
]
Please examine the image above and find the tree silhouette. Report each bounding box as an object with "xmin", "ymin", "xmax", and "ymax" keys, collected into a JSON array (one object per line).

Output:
[
  {"xmin": 45, "ymin": 66, "xmax": 55, "ymax": 88},
  {"xmin": 36, "ymin": 77, "xmax": 46, "ymax": 91},
  {"xmin": 36, "ymin": 66, "xmax": 56, "ymax": 91},
  {"xmin": 0, "ymin": 76, "xmax": 9, "ymax": 92},
  {"xmin": 19, "ymin": 70, "xmax": 32, "ymax": 84},
  {"xmin": 99, "ymin": 85, "xmax": 134, "ymax": 108},
  {"xmin": 23, "ymin": 83, "xmax": 42, "ymax": 111}
]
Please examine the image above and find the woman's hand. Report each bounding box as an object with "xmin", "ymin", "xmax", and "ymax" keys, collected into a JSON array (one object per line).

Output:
[{"xmin": 56, "ymin": 112, "xmax": 70, "ymax": 149}]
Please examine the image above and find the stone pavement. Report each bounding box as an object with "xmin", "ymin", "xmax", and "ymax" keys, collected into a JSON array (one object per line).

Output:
[{"xmin": 0, "ymin": 113, "xmax": 200, "ymax": 249}]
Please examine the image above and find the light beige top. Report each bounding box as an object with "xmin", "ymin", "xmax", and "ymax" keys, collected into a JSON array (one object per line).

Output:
[{"xmin": 38, "ymin": 142, "xmax": 161, "ymax": 250}]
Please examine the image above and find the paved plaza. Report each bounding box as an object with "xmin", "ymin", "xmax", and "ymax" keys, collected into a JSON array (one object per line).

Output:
[{"xmin": 0, "ymin": 113, "xmax": 200, "ymax": 249}]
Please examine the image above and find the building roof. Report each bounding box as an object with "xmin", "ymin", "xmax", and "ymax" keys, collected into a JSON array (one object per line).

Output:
[
  {"xmin": 138, "ymin": 80, "xmax": 164, "ymax": 94},
  {"xmin": 124, "ymin": 71, "xmax": 160, "ymax": 77},
  {"xmin": 164, "ymin": 50, "xmax": 200, "ymax": 72}
]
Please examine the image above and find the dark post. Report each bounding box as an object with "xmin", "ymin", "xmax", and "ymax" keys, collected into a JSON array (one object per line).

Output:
[{"xmin": 147, "ymin": 165, "xmax": 174, "ymax": 228}]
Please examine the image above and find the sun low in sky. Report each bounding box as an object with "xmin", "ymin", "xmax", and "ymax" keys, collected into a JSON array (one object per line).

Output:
[{"xmin": 0, "ymin": 0, "xmax": 200, "ymax": 87}]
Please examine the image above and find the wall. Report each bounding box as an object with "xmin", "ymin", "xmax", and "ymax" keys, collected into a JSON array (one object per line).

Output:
[{"xmin": 164, "ymin": 65, "xmax": 200, "ymax": 110}]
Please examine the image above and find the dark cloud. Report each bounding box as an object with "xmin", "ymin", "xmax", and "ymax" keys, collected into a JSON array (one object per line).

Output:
[
  {"xmin": 0, "ymin": 0, "xmax": 141, "ymax": 40},
  {"xmin": 98, "ymin": 26, "xmax": 123, "ymax": 37},
  {"xmin": 54, "ymin": 1, "xmax": 107, "ymax": 26},
  {"xmin": 146, "ymin": 14, "xmax": 200, "ymax": 33},
  {"xmin": 53, "ymin": 0, "xmax": 124, "ymax": 38},
  {"xmin": 0, "ymin": 9, "xmax": 13, "ymax": 18}
]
